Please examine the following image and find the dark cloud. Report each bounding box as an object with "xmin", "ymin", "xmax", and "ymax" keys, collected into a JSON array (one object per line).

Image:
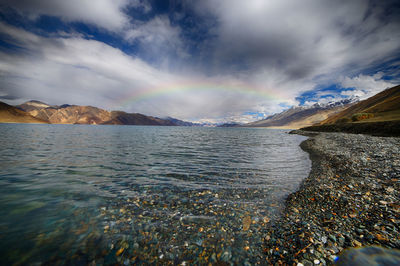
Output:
[
  {"xmin": 193, "ymin": 0, "xmax": 400, "ymax": 82},
  {"xmin": 0, "ymin": 94, "xmax": 20, "ymax": 100},
  {"xmin": 0, "ymin": 0, "xmax": 131, "ymax": 31}
]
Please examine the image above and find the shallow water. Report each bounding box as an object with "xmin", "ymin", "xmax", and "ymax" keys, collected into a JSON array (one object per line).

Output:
[{"xmin": 0, "ymin": 124, "xmax": 310, "ymax": 264}]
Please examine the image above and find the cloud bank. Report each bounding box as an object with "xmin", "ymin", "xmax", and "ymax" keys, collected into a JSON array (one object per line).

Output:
[
  {"xmin": 0, "ymin": 0, "xmax": 134, "ymax": 31},
  {"xmin": 0, "ymin": 0, "xmax": 399, "ymax": 122}
]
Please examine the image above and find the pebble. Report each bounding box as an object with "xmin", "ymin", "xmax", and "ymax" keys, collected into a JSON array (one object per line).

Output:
[{"xmin": 263, "ymin": 132, "xmax": 400, "ymax": 264}]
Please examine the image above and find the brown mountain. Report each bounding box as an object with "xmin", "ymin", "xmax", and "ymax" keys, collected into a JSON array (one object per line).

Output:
[
  {"xmin": 244, "ymin": 100, "xmax": 353, "ymax": 129},
  {"xmin": 27, "ymin": 105, "xmax": 112, "ymax": 124},
  {"xmin": 104, "ymin": 111, "xmax": 176, "ymax": 126},
  {"xmin": 319, "ymin": 85, "xmax": 400, "ymax": 124},
  {"xmin": 16, "ymin": 100, "xmax": 53, "ymax": 112},
  {"xmin": 16, "ymin": 101, "xmax": 178, "ymax": 126},
  {"xmin": 0, "ymin": 101, "xmax": 49, "ymax": 124}
]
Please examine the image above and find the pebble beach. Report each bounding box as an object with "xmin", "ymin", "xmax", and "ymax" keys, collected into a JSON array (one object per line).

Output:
[{"xmin": 264, "ymin": 131, "xmax": 400, "ymax": 265}]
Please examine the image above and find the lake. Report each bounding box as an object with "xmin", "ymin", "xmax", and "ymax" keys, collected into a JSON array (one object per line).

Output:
[{"xmin": 0, "ymin": 124, "xmax": 310, "ymax": 265}]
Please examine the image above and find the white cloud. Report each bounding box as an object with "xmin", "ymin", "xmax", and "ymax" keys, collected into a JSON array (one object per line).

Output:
[
  {"xmin": 0, "ymin": 0, "xmax": 132, "ymax": 31},
  {"xmin": 193, "ymin": 0, "xmax": 400, "ymax": 94},
  {"xmin": 340, "ymin": 73, "xmax": 395, "ymax": 99},
  {"xmin": 0, "ymin": 22, "xmax": 287, "ymax": 122},
  {"xmin": 125, "ymin": 16, "xmax": 189, "ymax": 64},
  {"xmin": 1, "ymin": 1, "xmax": 400, "ymax": 122}
]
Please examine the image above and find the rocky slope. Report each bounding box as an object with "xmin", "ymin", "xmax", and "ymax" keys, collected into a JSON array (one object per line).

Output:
[
  {"xmin": 16, "ymin": 100, "xmax": 53, "ymax": 112},
  {"xmin": 16, "ymin": 101, "xmax": 180, "ymax": 126},
  {"xmin": 301, "ymin": 85, "xmax": 400, "ymax": 136},
  {"xmin": 0, "ymin": 101, "xmax": 48, "ymax": 124},
  {"xmin": 104, "ymin": 111, "xmax": 176, "ymax": 126},
  {"xmin": 244, "ymin": 100, "xmax": 353, "ymax": 129},
  {"xmin": 301, "ymin": 121, "xmax": 400, "ymax": 137},
  {"xmin": 320, "ymin": 85, "xmax": 400, "ymax": 124},
  {"xmin": 27, "ymin": 105, "xmax": 111, "ymax": 125}
]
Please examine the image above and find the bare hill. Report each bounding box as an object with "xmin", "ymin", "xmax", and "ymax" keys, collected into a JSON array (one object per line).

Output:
[
  {"xmin": 244, "ymin": 101, "xmax": 353, "ymax": 129},
  {"xmin": 320, "ymin": 85, "xmax": 400, "ymax": 124},
  {"xmin": 17, "ymin": 100, "xmax": 180, "ymax": 126},
  {"xmin": 0, "ymin": 101, "xmax": 49, "ymax": 124},
  {"xmin": 16, "ymin": 100, "xmax": 53, "ymax": 112}
]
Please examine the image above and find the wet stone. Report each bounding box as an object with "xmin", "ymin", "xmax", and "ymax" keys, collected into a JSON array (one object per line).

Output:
[
  {"xmin": 302, "ymin": 259, "xmax": 313, "ymax": 266},
  {"xmin": 263, "ymin": 132, "xmax": 400, "ymax": 264}
]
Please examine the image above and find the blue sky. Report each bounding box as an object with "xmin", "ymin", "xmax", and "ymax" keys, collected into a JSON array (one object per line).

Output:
[{"xmin": 0, "ymin": 0, "xmax": 399, "ymax": 123}]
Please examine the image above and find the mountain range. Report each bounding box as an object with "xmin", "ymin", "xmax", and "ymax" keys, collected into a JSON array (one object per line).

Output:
[
  {"xmin": 318, "ymin": 85, "xmax": 400, "ymax": 124},
  {"xmin": 1, "ymin": 85, "xmax": 399, "ymax": 128},
  {"xmin": 0, "ymin": 100, "xmax": 181, "ymax": 126},
  {"xmin": 301, "ymin": 85, "xmax": 400, "ymax": 136},
  {"xmin": 243, "ymin": 99, "xmax": 356, "ymax": 129},
  {"xmin": 0, "ymin": 101, "xmax": 49, "ymax": 124}
]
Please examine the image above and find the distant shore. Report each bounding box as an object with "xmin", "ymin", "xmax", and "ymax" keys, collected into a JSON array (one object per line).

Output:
[
  {"xmin": 300, "ymin": 120, "xmax": 400, "ymax": 137},
  {"xmin": 263, "ymin": 131, "xmax": 400, "ymax": 265}
]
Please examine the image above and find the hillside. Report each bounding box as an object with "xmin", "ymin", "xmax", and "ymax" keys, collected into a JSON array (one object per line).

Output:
[
  {"xmin": 164, "ymin": 117, "xmax": 200, "ymax": 126},
  {"xmin": 16, "ymin": 100, "xmax": 184, "ymax": 126},
  {"xmin": 16, "ymin": 100, "xmax": 53, "ymax": 112},
  {"xmin": 104, "ymin": 111, "xmax": 176, "ymax": 126},
  {"xmin": 0, "ymin": 101, "xmax": 49, "ymax": 124},
  {"xmin": 300, "ymin": 85, "xmax": 400, "ymax": 136},
  {"xmin": 320, "ymin": 85, "xmax": 400, "ymax": 124},
  {"xmin": 244, "ymin": 100, "xmax": 353, "ymax": 129},
  {"xmin": 26, "ymin": 105, "xmax": 111, "ymax": 124}
]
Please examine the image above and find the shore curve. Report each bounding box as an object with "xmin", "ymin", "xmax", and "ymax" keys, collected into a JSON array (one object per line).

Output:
[{"xmin": 263, "ymin": 131, "xmax": 400, "ymax": 265}]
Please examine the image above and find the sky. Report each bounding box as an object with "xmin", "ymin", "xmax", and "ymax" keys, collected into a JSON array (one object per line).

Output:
[{"xmin": 0, "ymin": 0, "xmax": 399, "ymax": 123}]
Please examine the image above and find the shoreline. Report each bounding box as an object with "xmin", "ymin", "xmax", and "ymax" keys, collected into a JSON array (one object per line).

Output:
[
  {"xmin": 263, "ymin": 131, "xmax": 400, "ymax": 265},
  {"xmin": 300, "ymin": 121, "xmax": 400, "ymax": 137}
]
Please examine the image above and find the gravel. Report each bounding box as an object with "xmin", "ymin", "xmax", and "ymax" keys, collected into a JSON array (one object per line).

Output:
[{"xmin": 264, "ymin": 131, "xmax": 400, "ymax": 265}]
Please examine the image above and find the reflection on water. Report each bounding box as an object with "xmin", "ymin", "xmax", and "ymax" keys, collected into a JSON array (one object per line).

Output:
[{"xmin": 0, "ymin": 124, "xmax": 310, "ymax": 264}]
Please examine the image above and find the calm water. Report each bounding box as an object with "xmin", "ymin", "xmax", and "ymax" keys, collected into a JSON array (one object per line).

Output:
[{"xmin": 0, "ymin": 124, "xmax": 310, "ymax": 265}]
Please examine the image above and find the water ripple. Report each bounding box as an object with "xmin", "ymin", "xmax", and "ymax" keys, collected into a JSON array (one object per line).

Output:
[{"xmin": 0, "ymin": 124, "xmax": 311, "ymax": 264}]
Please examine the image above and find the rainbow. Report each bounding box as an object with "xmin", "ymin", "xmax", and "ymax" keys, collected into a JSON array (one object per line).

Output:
[{"xmin": 111, "ymin": 80, "xmax": 288, "ymax": 109}]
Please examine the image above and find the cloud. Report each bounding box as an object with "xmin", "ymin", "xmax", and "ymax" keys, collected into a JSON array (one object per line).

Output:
[
  {"xmin": 125, "ymin": 15, "xmax": 189, "ymax": 65},
  {"xmin": 0, "ymin": 1, "xmax": 399, "ymax": 122},
  {"xmin": 0, "ymin": 0, "xmax": 132, "ymax": 31},
  {"xmin": 340, "ymin": 73, "xmax": 396, "ymax": 99},
  {"xmin": 0, "ymin": 22, "xmax": 287, "ymax": 122},
  {"xmin": 192, "ymin": 0, "xmax": 400, "ymax": 89}
]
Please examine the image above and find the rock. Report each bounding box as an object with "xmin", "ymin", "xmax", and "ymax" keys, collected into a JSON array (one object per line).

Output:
[
  {"xmin": 335, "ymin": 246, "xmax": 400, "ymax": 265},
  {"xmin": 301, "ymin": 259, "xmax": 313, "ymax": 266},
  {"xmin": 242, "ymin": 216, "xmax": 252, "ymax": 231},
  {"xmin": 386, "ymin": 187, "xmax": 394, "ymax": 193},
  {"xmin": 220, "ymin": 249, "xmax": 232, "ymax": 261},
  {"xmin": 115, "ymin": 248, "xmax": 124, "ymax": 256}
]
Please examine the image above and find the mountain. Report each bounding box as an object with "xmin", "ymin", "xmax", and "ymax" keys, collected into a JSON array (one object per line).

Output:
[
  {"xmin": 16, "ymin": 100, "xmax": 53, "ymax": 112},
  {"xmin": 244, "ymin": 99, "xmax": 354, "ymax": 129},
  {"xmin": 319, "ymin": 85, "xmax": 400, "ymax": 124},
  {"xmin": 15, "ymin": 100, "xmax": 187, "ymax": 126},
  {"xmin": 218, "ymin": 122, "xmax": 242, "ymax": 127},
  {"xmin": 164, "ymin": 117, "xmax": 200, "ymax": 126},
  {"xmin": 300, "ymin": 85, "xmax": 400, "ymax": 136},
  {"xmin": 0, "ymin": 101, "xmax": 49, "ymax": 124},
  {"xmin": 104, "ymin": 111, "xmax": 176, "ymax": 126}
]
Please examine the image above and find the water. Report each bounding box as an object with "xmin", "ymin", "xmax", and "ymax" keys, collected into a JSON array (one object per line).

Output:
[{"xmin": 0, "ymin": 124, "xmax": 310, "ymax": 264}]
